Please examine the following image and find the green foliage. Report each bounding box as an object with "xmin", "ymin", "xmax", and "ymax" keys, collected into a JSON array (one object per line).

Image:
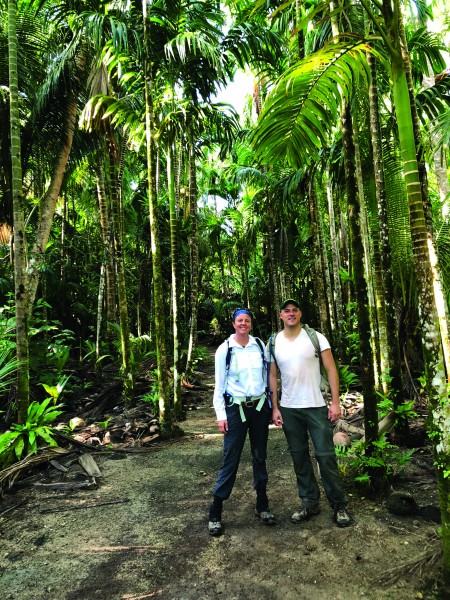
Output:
[
  {"xmin": 142, "ymin": 370, "xmax": 159, "ymax": 412},
  {"xmin": 95, "ymin": 417, "xmax": 111, "ymax": 431},
  {"xmin": 339, "ymin": 435, "xmax": 415, "ymax": 488},
  {"xmin": 339, "ymin": 267, "xmax": 354, "ymax": 285},
  {"xmin": 251, "ymin": 38, "xmax": 374, "ymax": 166},
  {"xmin": 0, "ymin": 399, "xmax": 63, "ymax": 468},
  {"xmin": 192, "ymin": 345, "xmax": 209, "ymax": 368},
  {"xmin": 338, "ymin": 364, "xmax": 359, "ymax": 393},
  {"xmin": 46, "ymin": 329, "xmax": 75, "ymax": 375},
  {"xmin": 41, "ymin": 374, "xmax": 71, "ymax": 405},
  {"xmin": 0, "ymin": 349, "xmax": 19, "ymax": 396},
  {"xmin": 377, "ymin": 392, "xmax": 418, "ymax": 424},
  {"xmin": 341, "ymin": 303, "xmax": 359, "ymax": 364}
]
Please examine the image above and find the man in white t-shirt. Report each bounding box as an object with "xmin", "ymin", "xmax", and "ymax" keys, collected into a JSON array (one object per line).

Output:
[{"xmin": 270, "ymin": 300, "xmax": 351, "ymax": 527}]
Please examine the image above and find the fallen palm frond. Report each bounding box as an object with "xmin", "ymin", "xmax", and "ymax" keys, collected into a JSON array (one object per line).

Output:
[
  {"xmin": 377, "ymin": 536, "xmax": 442, "ymax": 586},
  {"xmin": 0, "ymin": 446, "xmax": 71, "ymax": 493}
]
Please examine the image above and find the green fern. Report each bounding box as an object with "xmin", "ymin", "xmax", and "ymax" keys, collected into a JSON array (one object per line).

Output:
[{"xmin": 0, "ymin": 399, "xmax": 63, "ymax": 468}]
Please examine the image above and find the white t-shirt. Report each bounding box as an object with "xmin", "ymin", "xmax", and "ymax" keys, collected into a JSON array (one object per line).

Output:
[{"xmin": 273, "ymin": 328, "xmax": 330, "ymax": 408}]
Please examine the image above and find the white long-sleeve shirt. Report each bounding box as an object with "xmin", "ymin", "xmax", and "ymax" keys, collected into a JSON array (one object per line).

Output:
[{"xmin": 213, "ymin": 334, "xmax": 267, "ymax": 421}]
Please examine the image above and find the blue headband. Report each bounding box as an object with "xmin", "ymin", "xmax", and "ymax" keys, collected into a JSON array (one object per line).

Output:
[{"xmin": 232, "ymin": 308, "xmax": 252, "ymax": 320}]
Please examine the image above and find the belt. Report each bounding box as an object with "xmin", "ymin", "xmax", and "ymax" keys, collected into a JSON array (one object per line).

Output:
[{"xmin": 225, "ymin": 394, "xmax": 266, "ymax": 422}]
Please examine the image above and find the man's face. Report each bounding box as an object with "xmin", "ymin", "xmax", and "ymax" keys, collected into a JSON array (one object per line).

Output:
[
  {"xmin": 233, "ymin": 314, "xmax": 252, "ymax": 335},
  {"xmin": 279, "ymin": 304, "xmax": 302, "ymax": 327}
]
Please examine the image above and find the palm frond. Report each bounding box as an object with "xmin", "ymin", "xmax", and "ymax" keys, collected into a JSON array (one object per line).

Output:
[
  {"xmin": 407, "ymin": 26, "xmax": 447, "ymax": 85},
  {"xmin": 251, "ymin": 36, "xmax": 374, "ymax": 167},
  {"xmin": 415, "ymin": 75, "xmax": 450, "ymax": 125}
]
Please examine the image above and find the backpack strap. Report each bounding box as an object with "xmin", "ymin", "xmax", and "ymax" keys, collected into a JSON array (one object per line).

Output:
[
  {"xmin": 303, "ymin": 324, "xmax": 321, "ymax": 360},
  {"xmin": 303, "ymin": 324, "xmax": 330, "ymax": 401},
  {"xmin": 267, "ymin": 333, "xmax": 278, "ymax": 369}
]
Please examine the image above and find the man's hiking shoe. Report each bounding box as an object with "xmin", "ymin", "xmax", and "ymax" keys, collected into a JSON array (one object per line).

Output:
[
  {"xmin": 255, "ymin": 510, "xmax": 276, "ymax": 526},
  {"xmin": 208, "ymin": 520, "xmax": 223, "ymax": 536},
  {"xmin": 333, "ymin": 507, "xmax": 352, "ymax": 528},
  {"xmin": 291, "ymin": 505, "xmax": 321, "ymax": 524}
]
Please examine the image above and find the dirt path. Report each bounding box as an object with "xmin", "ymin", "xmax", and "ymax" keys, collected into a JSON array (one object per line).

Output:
[{"xmin": 0, "ymin": 362, "xmax": 445, "ymax": 600}]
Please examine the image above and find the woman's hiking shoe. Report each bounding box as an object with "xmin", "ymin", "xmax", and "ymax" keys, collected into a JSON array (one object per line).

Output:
[
  {"xmin": 291, "ymin": 505, "xmax": 321, "ymax": 524},
  {"xmin": 208, "ymin": 520, "xmax": 223, "ymax": 536},
  {"xmin": 255, "ymin": 510, "xmax": 276, "ymax": 525},
  {"xmin": 333, "ymin": 507, "xmax": 352, "ymax": 527}
]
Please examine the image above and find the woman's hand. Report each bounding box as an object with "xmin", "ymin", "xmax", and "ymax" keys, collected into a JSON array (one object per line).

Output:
[{"xmin": 217, "ymin": 419, "xmax": 228, "ymax": 434}]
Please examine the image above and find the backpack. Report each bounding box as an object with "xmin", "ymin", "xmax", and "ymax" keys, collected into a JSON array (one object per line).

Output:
[{"xmin": 268, "ymin": 324, "xmax": 330, "ymax": 402}]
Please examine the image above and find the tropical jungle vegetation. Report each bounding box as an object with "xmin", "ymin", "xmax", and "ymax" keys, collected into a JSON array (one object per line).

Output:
[{"xmin": 1, "ymin": 0, "xmax": 450, "ymax": 585}]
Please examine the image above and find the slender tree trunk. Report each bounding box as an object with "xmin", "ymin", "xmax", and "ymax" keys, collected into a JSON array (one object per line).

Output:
[
  {"xmin": 341, "ymin": 101, "xmax": 378, "ymax": 452},
  {"xmin": 95, "ymin": 156, "xmax": 117, "ymax": 336},
  {"xmin": 184, "ymin": 134, "xmax": 199, "ymax": 381},
  {"xmin": 366, "ymin": 48, "xmax": 404, "ymax": 402},
  {"xmin": 317, "ymin": 196, "xmax": 334, "ymax": 334},
  {"xmin": 167, "ymin": 143, "xmax": 182, "ymax": 419},
  {"xmin": 107, "ymin": 136, "xmax": 134, "ymax": 403},
  {"xmin": 353, "ymin": 126, "xmax": 380, "ymax": 386},
  {"xmin": 331, "ymin": 0, "xmax": 377, "ymax": 451},
  {"xmin": 143, "ymin": 1, "xmax": 172, "ymax": 434},
  {"xmin": 9, "ymin": 0, "xmax": 29, "ymax": 423},
  {"xmin": 267, "ymin": 193, "xmax": 280, "ymax": 329},
  {"xmin": 326, "ymin": 169, "xmax": 344, "ymax": 353},
  {"xmin": 96, "ymin": 262, "xmax": 106, "ymax": 362},
  {"xmin": 308, "ymin": 177, "xmax": 330, "ymax": 339}
]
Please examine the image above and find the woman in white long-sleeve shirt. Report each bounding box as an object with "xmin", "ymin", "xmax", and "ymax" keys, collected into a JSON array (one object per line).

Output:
[{"xmin": 208, "ymin": 308, "xmax": 275, "ymax": 537}]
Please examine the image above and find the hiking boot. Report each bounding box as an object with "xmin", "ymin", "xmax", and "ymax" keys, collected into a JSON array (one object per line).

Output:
[
  {"xmin": 333, "ymin": 506, "xmax": 352, "ymax": 528},
  {"xmin": 291, "ymin": 505, "xmax": 321, "ymax": 524},
  {"xmin": 255, "ymin": 509, "xmax": 276, "ymax": 526},
  {"xmin": 208, "ymin": 520, "xmax": 223, "ymax": 536}
]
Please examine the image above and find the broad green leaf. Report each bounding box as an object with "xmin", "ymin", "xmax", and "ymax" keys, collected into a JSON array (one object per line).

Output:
[{"xmin": 14, "ymin": 437, "xmax": 25, "ymax": 460}]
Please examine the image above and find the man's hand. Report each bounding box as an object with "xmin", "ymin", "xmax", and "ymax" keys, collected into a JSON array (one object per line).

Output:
[
  {"xmin": 328, "ymin": 403, "xmax": 342, "ymax": 422},
  {"xmin": 272, "ymin": 408, "xmax": 283, "ymax": 427},
  {"xmin": 217, "ymin": 419, "xmax": 228, "ymax": 434}
]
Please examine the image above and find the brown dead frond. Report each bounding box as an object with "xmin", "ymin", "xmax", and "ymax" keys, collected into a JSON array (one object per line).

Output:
[
  {"xmin": 377, "ymin": 537, "xmax": 442, "ymax": 586},
  {"xmin": 0, "ymin": 447, "xmax": 70, "ymax": 493}
]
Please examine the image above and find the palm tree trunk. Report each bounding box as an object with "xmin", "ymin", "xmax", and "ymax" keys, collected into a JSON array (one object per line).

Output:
[
  {"xmin": 96, "ymin": 262, "xmax": 106, "ymax": 362},
  {"xmin": 366, "ymin": 48, "xmax": 404, "ymax": 403},
  {"xmin": 184, "ymin": 135, "xmax": 199, "ymax": 381},
  {"xmin": 8, "ymin": 0, "xmax": 29, "ymax": 423},
  {"xmin": 107, "ymin": 137, "xmax": 134, "ymax": 403},
  {"xmin": 308, "ymin": 177, "xmax": 330, "ymax": 339},
  {"xmin": 143, "ymin": 1, "xmax": 172, "ymax": 434},
  {"xmin": 167, "ymin": 143, "xmax": 182, "ymax": 419},
  {"xmin": 353, "ymin": 127, "xmax": 381, "ymax": 386},
  {"xmin": 326, "ymin": 169, "xmax": 344, "ymax": 353},
  {"xmin": 267, "ymin": 193, "xmax": 280, "ymax": 329},
  {"xmin": 341, "ymin": 100, "xmax": 378, "ymax": 451},
  {"xmin": 95, "ymin": 156, "xmax": 117, "ymax": 337}
]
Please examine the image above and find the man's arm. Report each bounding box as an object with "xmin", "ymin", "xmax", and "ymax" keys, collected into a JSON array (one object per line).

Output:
[
  {"xmin": 270, "ymin": 361, "xmax": 283, "ymax": 426},
  {"xmin": 321, "ymin": 348, "xmax": 341, "ymax": 422}
]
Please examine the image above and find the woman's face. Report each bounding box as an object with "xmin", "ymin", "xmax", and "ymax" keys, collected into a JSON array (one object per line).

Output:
[{"xmin": 232, "ymin": 314, "xmax": 252, "ymax": 335}]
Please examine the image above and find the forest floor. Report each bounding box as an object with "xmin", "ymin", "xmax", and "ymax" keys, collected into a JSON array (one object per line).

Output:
[{"xmin": 0, "ymin": 350, "xmax": 448, "ymax": 600}]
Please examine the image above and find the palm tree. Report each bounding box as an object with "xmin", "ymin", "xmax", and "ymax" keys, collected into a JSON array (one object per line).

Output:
[
  {"xmin": 8, "ymin": 0, "xmax": 29, "ymax": 423},
  {"xmin": 251, "ymin": 2, "xmax": 450, "ymax": 579}
]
